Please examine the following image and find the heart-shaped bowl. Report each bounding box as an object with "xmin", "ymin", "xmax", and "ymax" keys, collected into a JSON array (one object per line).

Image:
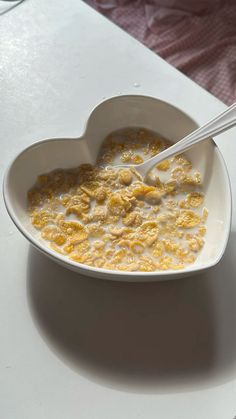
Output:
[{"xmin": 3, "ymin": 95, "xmax": 232, "ymax": 281}]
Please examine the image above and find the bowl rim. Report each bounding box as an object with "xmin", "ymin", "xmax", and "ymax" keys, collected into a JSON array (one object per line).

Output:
[{"xmin": 3, "ymin": 95, "xmax": 232, "ymax": 278}]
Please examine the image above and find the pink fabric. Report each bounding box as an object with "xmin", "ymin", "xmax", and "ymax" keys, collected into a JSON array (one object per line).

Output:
[{"xmin": 85, "ymin": 0, "xmax": 236, "ymax": 105}]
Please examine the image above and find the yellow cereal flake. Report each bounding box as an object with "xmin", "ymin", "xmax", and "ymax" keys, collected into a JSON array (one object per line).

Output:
[
  {"xmin": 66, "ymin": 194, "xmax": 85, "ymax": 206},
  {"xmin": 113, "ymin": 249, "xmax": 126, "ymax": 263},
  {"xmin": 164, "ymin": 179, "xmax": 177, "ymax": 194},
  {"xmin": 119, "ymin": 169, "xmax": 132, "ymax": 185},
  {"xmin": 188, "ymin": 235, "xmax": 204, "ymax": 252},
  {"xmin": 31, "ymin": 210, "xmax": 57, "ymax": 229},
  {"xmin": 144, "ymin": 190, "xmax": 162, "ymax": 205},
  {"xmin": 41, "ymin": 226, "xmax": 67, "ymax": 245},
  {"xmin": 87, "ymin": 225, "xmax": 105, "ymax": 237},
  {"xmin": 108, "ymin": 193, "xmax": 132, "ymax": 215},
  {"xmin": 186, "ymin": 192, "xmax": 204, "ymax": 208},
  {"xmin": 132, "ymin": 155, "xmax": 144, "ymax": 164},
  {"xmin": 93, "ymin": 241, "xmax": 105, "ymax": 250},
  {"xmin": 171, "ymin": 263, "xmax": 185, "ymax": 270},
  {"xmin": 123, "ymin": 211, "xmax": 142, "ymax": 226},
  {"xmin": 145, "ymin": 172, "xmax": 158, "ymax": 186},
  {"xmin": 118, "ymin": 239, "xmax": 130, "ymax": 248},
  {"xmin": 158, "ymin": 256, "xmax": 173, "ymax": 270},
  {"xmin": 175, "ymin": 247, "xmax": 196, "ymax": 264},
  {"xmin": 68, "ymin": 231, "xmax": 88, "ymax": 244},
  {"xmin": 202, "ymin": 207, "xmax": 208, "ymax": 223},
  {"xmin": 94, "ymin": 187, "xmax": 107, "ymax": 202},
  {"xmin": 59, "ymin": 220, "xmax": 88, "ymax": 239},
  {"xmin": 109, "ymin": 227, "xmax": 126, "ymax": 237},
  {"xmin": 140, "ymin": 221, "xmax": 158, "ymax": 233},
  {"xmin": 64, "ymin": 243, "xmax": 74, "ymax": 253},
  {"xmin": 144, "ymin": 233, "xmax": 158, "ymax": 247},
  {"xmin": 138, "ymin": 256, "xmax": 156, "ymax": 272},
  {"xmin": 182, "ymin": 173, "xmax": 201, "ymax": 186},
  {"xmin": 69, "ymin": 254, "xmax": 85, "ymax": 263},
  {"xmin": 172, "ymin": 167, "xmax": 185, "ymax": 180},
  {"xmin": 130, "ymin": 167, "xmax": 142, "ymax": 181},
  {"xmin": 106, "ymin": 215, "xmax": 120, "ymax": 224},
  {"xmin": 156, "ymin": 160, "xmax": 170, "ymax": 171},
  {"xmin": 90, "ymin": 207, "xmax": 107, "ymax": 222},
  {"xmin": 105, "ymin": 249, "xmax": 114, "ymax": 258},
  {"xmin": 194, "ymin": 171, "xmax": 201, "ymax": 183},
  {"xmin": 162, "ymin": 240, "xmax": 179, "ymax": 253},
  {"xmin": 60, "ymin": 195, "xmax": 72, "ymax": 207},
  {"xmin": 122, "ymin": 150, "xmax": 134, "ymax": 163},
  {"xmin": 165, "ymin": 200, "xmax": 178, "ymax": 211},
  {"xmin": 179, "ymin": 199, "xmax": 189, "ymax": 209},
  {"xmin": 130, "ymin": 241, "xmax": 145, "ymax": 254},
  {"xmin": 76, "ymin": 240, "xmax": 90, "ymax": 253},
  {"xmin": 132, "ymin": 185, "xmax": 155, "ymax": 198},
  {"xmin": 176, "ymin": 210, "xmax": 201, "ymax": 228},
  {"xmin": 66, "ymin": 204, "xmax": 88, "ymax": 218},
  {"xmin": 174, "ymin": 155, "xmax": 192, "ymax": 170},
  {"xmin": 80, "ymin": 181, "xmax": 100, "ymax": 197},
  {"xmin": 198, "ymin": 226, "xmax": 207, "ymax": 236},
  {"xmin": 152, "ymin": 241, "xmax": 164, "ymax": 258}
]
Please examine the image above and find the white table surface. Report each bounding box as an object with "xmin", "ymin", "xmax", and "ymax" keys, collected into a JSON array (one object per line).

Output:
[{"xmin": 1, "ymin": 1, "xmax": 236, "ymax": 418}]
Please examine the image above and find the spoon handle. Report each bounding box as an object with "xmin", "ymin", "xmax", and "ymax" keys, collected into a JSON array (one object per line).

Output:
[{"xmin": 137, "ymin": 102, "xmax": 236, "ymax": 177}]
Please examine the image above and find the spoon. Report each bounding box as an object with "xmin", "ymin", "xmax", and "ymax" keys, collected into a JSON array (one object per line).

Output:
[{"xmin": 115, "ymin": 102, "xmax": 236, "ymax": 180}]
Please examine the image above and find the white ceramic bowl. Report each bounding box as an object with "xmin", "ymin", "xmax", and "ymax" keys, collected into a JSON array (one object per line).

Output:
[{"xmin": 3, "ymin": 95, "xmax": 232, "ymax": 281}]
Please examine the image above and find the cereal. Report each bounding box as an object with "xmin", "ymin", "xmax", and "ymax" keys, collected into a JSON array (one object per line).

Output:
[
  {"xmin": 187, "ymin": 235, "xmax": 204, "ymax": 252},
  {"xmin": 94, "ymin": 187, "xmax": 107, "ymax": 202},
  {"xmin": 132, "ymin": 155, "xmax": 144, "ymax": 164},
  {"xmin": 176, "ymin": 210, "xmax": 201, "ymax": 228},
  {"xmin": 123, "ymin": 211, "xmax": 142, "ymax": 226},
  {"xmin": 132, "ymin": 184, "xmax": 156, "ymax": 198},
  {"xmin": 119, "ymin": 169, "xmax": 132, "ymax": 185},
  {"xmin": 174, "ymin": 155, "xmax": 192, "ymax": 171},
  {"xmin": 164, "ymin": 179, "xmax": 177, "ymax": 194},
  {"xmin": 186, "ymin": 192, "xmax": 204, "ymax": 208},
  {"xmin": 152, "ymin": 242, "xmax": 164, "ymax": 258},
  {"xmin": 42, "ymin": 226, "xmax": 67, "ymax": 245},
  {"xmin": 31, "ymin": 210, "xmax": 57, "ymax": 229},
  {"xmin": 144, "ymin": 190, "xmax": 162, "ymax": 205},
  {"xmin": 202, "ymin": 207, "xmax": 209, "ymax": 223},
  {"xmin": 28, "ymin": 127, "xmax": 208, "ymax": 272},
  {"xmin": 156, "ymin": 159, "xmax": 170, "ymax": 171},
  {"xmin": 130, "ymin": 241, "xmax": 145, "ymax": 254},
  {"xmin": 108, "ymin": 193, "xmax": 130, "ymax": 215},
  {"xmin": 66, "ymin": 205, "xmax": 87, "ymax": 218},
  {"xmin": 198, "ymin": 226, "xmax": 207, "ymax": 236}
]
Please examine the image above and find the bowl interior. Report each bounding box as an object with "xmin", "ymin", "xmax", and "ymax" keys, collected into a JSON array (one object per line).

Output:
[{"xmin": 4, "ymin": 95, "xmax": 231, "ymax": 277}]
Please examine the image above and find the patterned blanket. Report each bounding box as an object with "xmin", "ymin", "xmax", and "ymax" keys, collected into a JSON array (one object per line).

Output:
[{"xmin": 85, "ymin": 0, "xmax": 236, "ymax": 105}]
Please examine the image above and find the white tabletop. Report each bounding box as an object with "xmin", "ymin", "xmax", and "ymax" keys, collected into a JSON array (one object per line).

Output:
[{"xmin": 1, "ymin": 1, "xmax": 236, "ymax": 418}]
